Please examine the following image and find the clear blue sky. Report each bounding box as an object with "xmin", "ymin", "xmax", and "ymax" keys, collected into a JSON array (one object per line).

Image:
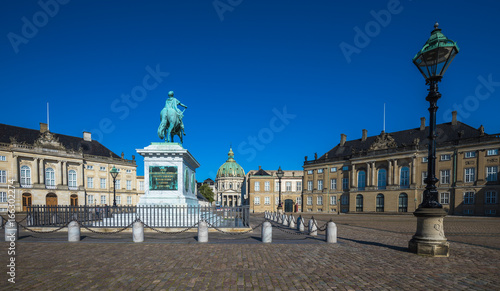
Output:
[{"xmin": 1, "ymin": 0, "xmax": 499, "ymax": 180}]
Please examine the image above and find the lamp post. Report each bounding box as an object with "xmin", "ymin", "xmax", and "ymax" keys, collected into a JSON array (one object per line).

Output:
[
  {"xmin": 276, "ymin": 166, "xmax": 284, "ymax": 213},
  {"xmin": 408, "ymin": 23, "xmax": 459, "ymax": 257},
  {"xmin": 110, "ymin": 166, "xmax": 119, "ymax": 207}
]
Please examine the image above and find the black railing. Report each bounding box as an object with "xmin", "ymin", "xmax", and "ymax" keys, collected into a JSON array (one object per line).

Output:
[{"xmin": 26, "ymin": 205, "xmax": 250, "ymax": 228}]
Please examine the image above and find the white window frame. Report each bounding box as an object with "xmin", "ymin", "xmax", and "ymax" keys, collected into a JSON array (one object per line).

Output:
[
  {"xmin": 0, "ymin": 192, "xmax": 6, "ymax": 202},
  {"xmin": 100, "ymin": 178, "xmax": 106, "ymax": 189},
  {"xmin": 87, "ymin": 194, "xmax": 94, "ymax": 205},
  {"xmin": 254, "ymin": 196, "xmax": 260, "ymax": 205},
  {"xmin": 45, "ymin": 168, "xmax": 55, "ymax": 186},
  {"xmin": 465, "ymin": 168, "xmax": 475, "ymax": 183},
  {"xmin": 330, "ymin": 167, "xmax": 337, "ymax": 172},
  {"xmin": 126, "ymin": 169, "xmax": 132, "ymax": 173},
  {"xmin": 115, "ymin": 179, "xmax": 121, "ymax": 190},
  {"xmin": 264, "ymin": 181, "xmax": 270, "ymax": 191},
  {"xmin": 286, "ymin": 181, "xmax": 292, "ymax": 192},
  {"xmin": 330, "ymin": 195, "xmax": 337, "ymax": 205},
  {"xmin": 422, "ymin": 157, "xmax": 428, "ymax": 163},
  {"xmin": 0, "ymin": 155, "xmax": 6, "ymax": 161},
  {"xmin": 422, "ymin": 171, "xmax": 428, "ymax": 185},
  {"xmin": 296, "ymin": 181, "xmax": 302, "ymax": 191},
  {"xmin": 330, "ymin": 178, "xmax": 337, "ymax": 190},
  {"xmin": 296, "ymin": 197, "xmax": 302, "ymax": 205},
  {"xmin": 87, "ymin": 165, "xmax": 94, "ymax": 170},
  {"xmin": 87, "ymin": 177, "xmax": 94, "ymax": 188},
  {"xmin": 254, "ymin": 182, "xmax": 260, "ymax": 191},
  {"xmin": 317, "ymin": 169, "xmax": 324, "ymax": 174},
  {"xmin": 126, "ymin": 180, "xmax": 132, "ymax": 190},
  {"xmin": 463, "ymin": 192, "xmax": 475, "ymax": 205},
  {"xmin": 465, "ymin": 151, "xmax": 476, "ymax": 158},
  {"xmin": 440, "ymin": 154, "xmax": 451, "ymax": 161},
  {"xmin": 0, "ymin": 170, "xmax": 6, "ymax": 183},
  {"xmin": 487, "ymin": 149, "xmax": 498, "ymax": 156},
  {"xmin": 275, "ymin": 182, "xmax": 280, "ymax": 192},
  {"xmin": 307, "ymin": 170, "xmax": 313, "ymax": 175},
  {"xmin": 127, "ymin": 196, "xmax": 132, "ymax": 205},
  {"xmin": 307, "ymin": 181, "xmax": 313, "ymax": 191},
  {"xmin": 116, "ymin": 196, "xmax": 121, "ymax": 205},
  {"xmin": 440, "ymin": 192, "xmax": 450, "ymax": 205},
  {"xmin": 68, "ymin": 170, "xmax": 77, "ymax": 187},
  {"xmin": 440, "ymin": 170, "xmax": 450, "ymax": 184},
  {"xmin": 485, "ymin": 191, "xmax": 498, "ymax": 204},
  {"xmin": 100, "ymin": 166, "xmax": 106, "ymax": 171},
  {"xmin": 486, "ymin": 166, "xmax": 498, "ymax": 182},
  {"xmin": 139, "ymin": 181, "xmax": 144, "ymax": 191},
  {"xmin": 306, "ymin": 196, "xmax": 312, "ymax": 205},
  {"xmin": 264, "ymin": 196, "xmax": 270, "ymax": 205},
  {"xmin": 317, "ymin": 180, "xmax": 323, "ymax": 191},
  {"xmin": 317, "ymin": 196, "xmax": 323, "ymax": 205},
  {"xmin": 100, "ymin": 195, "xmax": 106, "ymax": 204}
]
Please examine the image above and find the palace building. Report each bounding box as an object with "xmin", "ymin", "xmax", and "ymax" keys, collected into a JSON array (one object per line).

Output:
[
  {"xmin": 215, "ymin": 148, "xmax": 246, "ymax": 206},
  {"xmin": 0, "ymin": 122, "xmax": 140, "ymax": 212},
  {"xmin": 247, "ymin": 166, "xmax": 303, "ymax": 213},
  {"xmin": 302, "ymin": 111, "xmax": 500, "ymax": 216}
]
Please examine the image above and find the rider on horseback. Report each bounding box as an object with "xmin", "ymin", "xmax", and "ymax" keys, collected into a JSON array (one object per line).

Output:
[{"xmin": 165, "ymin": 91, "xmax": 187, "ymax": 135}]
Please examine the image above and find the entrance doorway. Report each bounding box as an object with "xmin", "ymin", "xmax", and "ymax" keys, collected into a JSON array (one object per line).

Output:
[
  {"xmin": 46, "ymin": 193, "xmax": 58, "ymax": 207},
  {"xmin": 284, "ymin": 199, "xmax": 294, "ymax": 212},
  {"xmin": 22, "ymin": 193, "xmax": 32, "ymax": 211},
  {"xmin": 70, "ymin": 194, "xmax": 78, "ymax": 206}
]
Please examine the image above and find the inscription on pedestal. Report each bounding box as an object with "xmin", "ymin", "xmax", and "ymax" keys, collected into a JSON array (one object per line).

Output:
[{"xmin": 149, "ymin": 166, "xmax": 178, "ymax": 190}]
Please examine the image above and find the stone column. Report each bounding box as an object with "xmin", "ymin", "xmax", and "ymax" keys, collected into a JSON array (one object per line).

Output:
[
  {"xmin": 62, "ymin": 161, "xmax": 67, "ymax": 186},
  {"xmin": 39, "ymin": 158, "xmax": 45, "ymax": 184},
  {"xmin": 351, "ymin": 164, "xmax": 356, "ymax": 188},
  {"xmin": 56, "ymin": 161, "xmax": 62, "ymax": 186},
  {"xmin": 79, "ymin": 163, "xmax": 84, "ymax": 187},
  {"xmin": 33, "ymin": 158, "xmax": 39, "ymax": 184},
  {"xmin": 477, "ymin": 150, "xmax": 484, "ymax": 182},
  {"xmin": 12, "ymin": 155, "xmax": 18, "ymax": 182},
  {"xmin": 393, "ymin": 159, "xmax": 399, "ymax": 186},
  {"xmin": 412, "ymin": 156, "xmax": 417, "ymax": 185},
  {"xmin": 388, "ymin": 160, "xmax": 393, "ymax": 185},
  {"xmin": 371, "ymin": 162, "xmax": 376, "ymax": 187},
  {"xmin": 366, "ymin": 162, "xmax": 371, "ymax": 187}
]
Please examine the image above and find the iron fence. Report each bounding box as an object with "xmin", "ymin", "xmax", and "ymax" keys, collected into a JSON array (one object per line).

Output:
[{"xmin": 26, "ymin": 205, "xmax": 250, "ymax": 228}]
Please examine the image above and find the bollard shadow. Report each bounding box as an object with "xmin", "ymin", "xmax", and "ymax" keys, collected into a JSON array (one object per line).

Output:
[{"xmin": 339, "ymin": 236, "xmax": 409, "ymax": 253}]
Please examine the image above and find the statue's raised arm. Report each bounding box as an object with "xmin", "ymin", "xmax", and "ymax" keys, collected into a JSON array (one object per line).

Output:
[{"xmin": 157, "ymin": 91, "xmax": 186, "ymax": 144}]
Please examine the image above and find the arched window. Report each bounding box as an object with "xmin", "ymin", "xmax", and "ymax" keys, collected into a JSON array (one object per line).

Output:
[
  {"xmin": 400, "ymin": 167, "xmax": 410, "ymax": 188},
  {"xmin": 357, "ymin": 171, "xmax": 366, "ymax": 190},
  {"xmin": 378, "ymin": 169, "xmax": 387, "ymax": 190},
  {"xmin": 46, "ymin": 168, "xmax": 55, "ymax": 186},
  {"xmin": 399, "ymin": 193, "xmax": 408, "ymax": 212},
  {"xmin": 68, "ymin": 170, "xmax": 77, "ymax": 188},
  {"xmin": 376, "ymin": 194, "xmax": 384, "ymax": 212},
  {"xmin": 20, "ymin": 165, "xmax": 31, "ymax": 186},
  {"xmin": 356, "ymin": 194, "xmax": 363, "ymax": 212}
]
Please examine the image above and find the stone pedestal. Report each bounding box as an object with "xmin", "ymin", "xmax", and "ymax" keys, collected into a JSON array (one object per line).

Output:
[
  {"xmin": 137, "ymin": 143, "xmax": 200, "ymax": 206},
  {"xmin": 408, "ymin": 207, "xmax": 449, "ymax": 257}
]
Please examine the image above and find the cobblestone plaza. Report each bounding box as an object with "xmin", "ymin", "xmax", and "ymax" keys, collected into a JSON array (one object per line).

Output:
[{"xmin": 2, "ymin": 213, "xmax": 500, "ymax": 290}]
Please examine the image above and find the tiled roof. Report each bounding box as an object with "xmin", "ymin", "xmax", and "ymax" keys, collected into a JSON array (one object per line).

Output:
[
  {"xmin": 314, "ymin": 121, "xmax": 499, "ymax": 163},
  {"xmin": 0, "ymin": 123, "xmax": 121, "ymax": 159}
]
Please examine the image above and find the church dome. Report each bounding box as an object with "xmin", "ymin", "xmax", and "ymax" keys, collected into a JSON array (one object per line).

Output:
[{"xmin": 216, "ymin": 148, "xmax": 245, "ymax": 178}]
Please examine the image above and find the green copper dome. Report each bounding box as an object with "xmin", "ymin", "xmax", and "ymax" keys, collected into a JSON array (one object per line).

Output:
[{"xmin": 216, "ymin": 148, "xmax": 245, "ymax": 178}]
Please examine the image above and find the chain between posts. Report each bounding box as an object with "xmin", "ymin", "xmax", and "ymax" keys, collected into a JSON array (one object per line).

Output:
[
  {"xmin": 267, "ymin": 219, "xmax": 311, "ymax": 236},
  {"xmin": 140, "ymin": 219, "xmax": 199, "ymax": 234},
  {"xmin": 206, "ymin": 220, "xmax": 264, "ymax": 235},
  {"xmin": 17, "ymin": 222, "xmax": 70, "ymax": 233}
]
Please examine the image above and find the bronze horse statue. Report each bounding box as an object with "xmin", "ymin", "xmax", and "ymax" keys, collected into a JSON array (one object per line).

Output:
[{"xmin": 157, "ymin": 91, "xmax": 187, "ymax": 144}]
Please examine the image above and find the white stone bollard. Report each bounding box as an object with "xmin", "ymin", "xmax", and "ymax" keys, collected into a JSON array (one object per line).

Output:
[
  {"xmin": 68, "ymin": 221, "xmax": 80, "ymax": 242},
  {"xmin": 289, "ymin": 215, "xmax": 295, "ymax": 229},
  {"xmin": 282, "ymin": 214, "xmax": 288, "ymax": 226},
  {"xmin": 133, "ymin": 221, "xmax": 144, "ymax": 243},
  {"xmin": 262, "ymin": 221, "xmax": 272, "ymax": 243},
  {"xmin": 198, "ymin": 220, "xmax": 208, "ymax": 243},
  {"xmin": 298, "ymin": 216, "xmax": 305, "ymax": 232},
  {"xmin": 308, "ymin": 218, "xmax": 317, "ymax": 236},
  {"xmin": 5, "ymin": 221, "xmax": 18, "ymax": 242},
  {"xmin": 326, "ymin": 221, "xmax": 337, "ymax": 243}
]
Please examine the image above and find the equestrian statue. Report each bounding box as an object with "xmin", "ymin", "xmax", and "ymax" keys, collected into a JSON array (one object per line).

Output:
[{"xmin": 157, "ymin": 91, "xmax": 187, "ymax": 144}]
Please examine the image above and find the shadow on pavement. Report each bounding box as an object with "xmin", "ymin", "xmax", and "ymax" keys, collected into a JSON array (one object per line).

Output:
[{"xmin": 339, "ymin": 236, "xmax": 409, "ymax": 253}]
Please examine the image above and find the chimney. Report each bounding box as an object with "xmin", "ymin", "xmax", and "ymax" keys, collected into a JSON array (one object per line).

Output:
[
  {"xmin": 362, "ymin": 129, "xmax": 367, "ymax": 141},
  {"xmin": 83, "ymin": 131, "xmax": 92, "ymax": 142},
  {"xmin": 258, "ymin": 165, "xmax": 262, "ymax": 170},
  {"xmin": 452, "ymin": 111, "xmax": 458, "ymax": 125},
  {"xmin": 40, "ymin": 122, "xmax": 48, "ymax": 133},
  {"xmin": 121, "ymin": 152, "xmax": 125, "ymax": 159},
  {"xmin": 340, "ymin": 134, "xmax": 347, "ymax": 146},
  {"xmin": 420, "ymin": 117, "xmax": 426, "ymax": 131}
]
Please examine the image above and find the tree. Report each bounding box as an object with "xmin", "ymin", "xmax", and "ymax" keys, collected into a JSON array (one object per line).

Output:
[{"xmin": 199, "ymin": 184, "xmax": 215, "ymax": 203}]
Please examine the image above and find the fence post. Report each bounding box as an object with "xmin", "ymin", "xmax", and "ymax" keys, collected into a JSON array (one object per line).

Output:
[
  {"xmin": 282, "ymin": 214, "xmax": 288, "ymax": 226},
  {"xmin": 68, "ymin": 221, "xmax": 80, "ymax": 242},
  {"xmin": 5, "ymin": 221, "xmax": 18, "ymax": 242},
  {"xmin": 262, "ymin": 221, "xmax": 272, "ymax": 243},
  {"xmin": 298, "ymin": 216, "xmax": 305, "ymax": 232},
  {"xmin": 308, "ymin": 218, "xmax": 317, "ymax": 236},
  {"xmin": 289, "ymin": 215, "xmax": 295, "ymax": 228},
  {"xmin": 133, "ymin": 221, "xmax": 144, "ymax": 243},
  {"xmin": 326, "ymin": 221, "xmax": 337, "ymax": 243},
  {"xmin": 198, "ymin": 220, "xmax": 208, "ymax": 243}
]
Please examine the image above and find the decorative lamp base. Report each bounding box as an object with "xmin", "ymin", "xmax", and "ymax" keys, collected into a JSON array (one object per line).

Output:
[{"xmin": 408, "ymin": 207, "xmax": 449, "ymax": 257}]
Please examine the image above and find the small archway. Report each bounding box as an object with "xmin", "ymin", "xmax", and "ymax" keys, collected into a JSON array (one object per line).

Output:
[
  {"xmin": 22, "ymin": 193, "xmax": 32, "ymax": 211},
  {"xmin": 46, "ymin": 193, "xmax": 58, "ymax": 207},
  {"xmin": 70, "ymin": 194, "xmax": 78, "ymax": 206},
  {"xmin": 376, "ymin": 194, "xmax": 384, "ymax": 212},
  {"xmin": 356, "ymin": 194, "xmax": 363, "ymax": 212},
  {"xmin": 399, "ymin": 193, "xmax": 408, "ymax": 212}
]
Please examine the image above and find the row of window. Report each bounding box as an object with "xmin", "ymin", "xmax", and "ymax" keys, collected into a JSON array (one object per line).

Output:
[
  {"xmin": 86, "ymin": 177, "xmax": 134, "ymax": 190},
  {"xmin": 86, "ymin": 194, "xmax": 133, "ymax": 205},
  {"xmin": 86, "ymin": 165, "xmax": 133, "ymax": 173},
  {"xmin": 305, "ymin": 166, "xmax": 499, "ymax": 191},
  {"xmin": 219, "ymin": 182, "xmax": 241, "ymax": 190},
  {"xmin": 253, "ymin": 196, "xmax": 302, "ymax": 205},
  {"xmin": 254, "ymin": 181, "xmax": 302, "ymax": 192}
]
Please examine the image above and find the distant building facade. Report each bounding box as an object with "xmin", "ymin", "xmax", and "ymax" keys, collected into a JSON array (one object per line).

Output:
[
  {"xmin": 303, "ymin": 112, "xmax": 500, "ymax": 216},
  {"xmin": 0, "ymin": 123, "xmax": 140, "ymax": 212},
  {"xmin": 247, "ymin": 166, "xmax": 303, "ymax": 213},
  {"xmin": 215, "ymin": 148, "xmax": 245, "ymax": 206}
]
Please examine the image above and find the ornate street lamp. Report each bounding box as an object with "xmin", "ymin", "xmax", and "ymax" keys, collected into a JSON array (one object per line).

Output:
[
  {"xmin": 276, "ymin": 166, "xmax": 284, "ymax": 213},
  {"xmin": 110, "ymin": 166, "xmax": 119, "ymax": 207},
  {"xmin": 409, "ymin": 23, "xmax": 459, "ymax": 257}
]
